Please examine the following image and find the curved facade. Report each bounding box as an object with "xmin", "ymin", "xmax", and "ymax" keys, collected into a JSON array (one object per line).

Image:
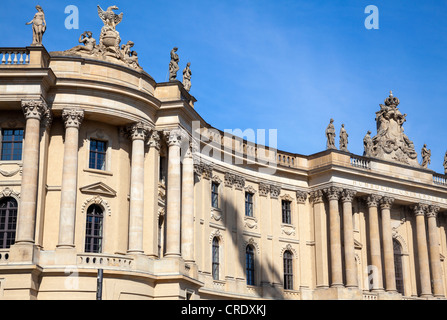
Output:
[{"xmin": 0, "ymin": 41, "xmax": 447, "ymax": 300}]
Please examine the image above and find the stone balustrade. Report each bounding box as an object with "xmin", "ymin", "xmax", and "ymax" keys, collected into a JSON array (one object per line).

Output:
[
  {"xmin": 350, "ymin": 155, "xmax": 371, "ymax": 170},
  {"xmin": 433, "ymin": 174, "xmax": 447, "ymax": 186},
  {"xmin": 0, "ymin": 48, "xmax": 30, "ymax": 65},
  {"xmin": 0, "ymin": 250, "xmax": 10, "ymax": 264},
  {"xmin": 77, "ymin": 253, "xmax": 133, "ymax": 270}
]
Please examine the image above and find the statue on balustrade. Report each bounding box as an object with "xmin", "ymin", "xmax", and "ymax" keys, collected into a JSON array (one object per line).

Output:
[
  {"xmin": 443, "ymin": 151, "xmax": 447, "ymax": 175},
  {"xmin": 325, "ymin": 118, "xmax": 336, "ymax": 150},
  {"xmin": 363, "ymin": 130, "xmax": 373, "ymax": 157},
  {"xmin": 370, "ymin": 91, "xmax": 419, "ymax": 166},
  {"xmin": 420, "ymin": 144, "xmax": 431, "ymax": 168},
  {"xmin": 26, "ymin": 5, "xmax": 46, "ymax": 46},
  {"xmin": 339, "ymin": 124, "xmax": 349, "ymax": 152}
]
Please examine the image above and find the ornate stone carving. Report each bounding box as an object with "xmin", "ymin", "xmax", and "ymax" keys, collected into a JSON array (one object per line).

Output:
[
  {"xmin": 379, "ymin": 196, "xmax": 394, "ymax": 210},
  {"xmin": 371, "ymin": 91, "xmax": 418, "ymax": 166},
  {"xmin": 0, "ymin": 165, "xmax": 22, "ymax": 178},
  {"xmin": 309, "ymin": 190, "xmax": 324, "ymax": 204},
  {"xmin": 165, "ymin": 128, "xmax": 185, "ymax": 147},
  {"xmin": 365, "ymin": 194, "xmax": 381, "ymax": 208},
  {"xmin": 81, "ymin": 195, "xmax": 112, "ymax": 217},
  {"xmin": 339, "ymin": 124, "xmax": 349, "ymax": 152},
  {"xmin": 341, "ymin": 189, "xmax": 356, "ymax": 203},
  {"xmin": 411, "ymin": 203, "xmax": 428, "ymax": 216},
  {"xmin": 280, "ymin": 244, "xmax": 298, "ymax": 259},
  {"xmin": 183, "ymin": 62, "xmax": 192, "ymax": 92},
  {"xmin": 325, "ymin": 118, "xmax": 336, "ymax": 150},
  {"xmin": 259, "ymin": 183, "xmax": 270, "ymax": 197},
  {"xmin": 296, "ymin": 191, "xmax": 308, "ymax": 204},
  {"xmin": 245, "ymin": 185, "xmax": 257, "ymax": 195},
  {"xmin": 0, "ymin": 187, "xmax": 20, "ymax": 199},
  {"xmin": 67, "ymin": 31, "xmax": 97, "ymax": 54},
  {"xmin": 444, "ymin": 151, "xmax": 447, "ymax": 175},
  {"xmin": 233, "ymin": 175, "xmax": 246, "ymax": 190},
  {"xmin": 148, "ymin": 130, "xmax": 161, "ymax": 150},
  {"xmin": 21, "ymin": 99, "xmax": 50, "ymax": 121},
  {"xmin": 323, "ymin": 186, "xmax": 342, "ymax": 201},
  {"xmin": 420, "ymin": 144, "xmax": 431, "ymax": 168},
  {"xmin": 125, "ymin": 122, "xmax": 150, "ymax": 141},
  {"xmin": 26, "ymin": 5, "xmax": 46, "ymax": 46},
  {"xmin": 62, "ymin": 108, "xmax": 84, "ymax": 129},
  {"xmin": 280, "ymin": 194, "xmax": 294, "ymax": 202},
  {"xmin": 194, "ymin": 160, "xmax": 213, "ymax": 180},
  {"xmin": 426, "ymin": 205, "xmax": 440, "ymax": 219},
  {"xmin": 270, "ymin": 185, "xmax": 281, "ymax": 199}
]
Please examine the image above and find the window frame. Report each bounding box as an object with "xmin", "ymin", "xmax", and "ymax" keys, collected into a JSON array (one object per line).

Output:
[
  {"xmin": 211, "ymin": 182, "xmax": 219, "ymax": 209},
  {"xmin": 245, "ymin": 192, "xmax": 254, "ymax": 217},
  {"xmin": 281, "ymin": 200, "xmax": 292, "ymax": 224},
  {"xmin": 0, "ymin": 128, "xmax": 24, "ymax": 161},
  {"xmin": 283, "ymin": 250, "xmax": 294, "ymax": 290},
  {"xmin": 246, "ymin": 245, "xmax": 255, "ymax": 286},
  {"xmin": 88, "ymin": 139, "xmax": 108, "ymax": 171},
  {"xmin": 84, "ymin": 204, "xmax": 104, "ymax": 253},
  {"xmin": 0, "ymin": 197, "xmax": 18, "ymax": 249},
  {"xmin": 212, "ymin": 237, "xmax": 220, "ymax": 280}
]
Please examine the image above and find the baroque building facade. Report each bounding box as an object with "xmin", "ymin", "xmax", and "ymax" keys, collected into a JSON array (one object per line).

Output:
[{"xmin": 0, "ymin": 7, "xmax": 447, "ymax": 300}]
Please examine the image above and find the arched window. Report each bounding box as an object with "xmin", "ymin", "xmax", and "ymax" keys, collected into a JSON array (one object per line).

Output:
[
  {"xmin": 84, "ymin": 204, "xmax": 104, "ymax": 253},
  {"xmin": 393, "ymin": 239, "xmax": 404, "ymax": 294},
  {"xmin": 212, "ymin": 237, "xmax": 220, "ymax": 280},
  {"xmin": 283, "ymin": 250, "xmax": 294, "ymax": 290},
  {"xmin": 0, "ymin": 197, "xmax": 18, "ymax": 249},
  {"xmin": 246, "ymin": 245, "xmax": 255, "ymax": 286}
]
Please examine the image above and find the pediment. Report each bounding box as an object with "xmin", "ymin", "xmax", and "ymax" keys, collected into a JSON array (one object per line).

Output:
[{"xmin": 80, "ymin": 182, "xmax": 117, "ymax": 197}]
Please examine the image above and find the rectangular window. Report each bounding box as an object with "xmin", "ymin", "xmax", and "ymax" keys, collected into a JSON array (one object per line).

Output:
[
  {"xmin": 89, "ymin": 139, "xmax": 107, "ymax": 171},
  {"xmin": 245, "ymin": 192, "xmax": 254, "ymax": 217},
  {"xmin": 211, "ymin": 182, "xmax": 219, "ymax": 208},
  {"xmin": 282, "ymin": 200, "xmax": 291, "ymax": 224},
  {"xmin": 1, "ymin": 129, "xmax": 24, "ymax": 161}
]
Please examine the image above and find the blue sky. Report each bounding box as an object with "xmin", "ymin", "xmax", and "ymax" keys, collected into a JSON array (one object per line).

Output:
[{"xmin": 1, "ymin": 0, "xmax": 447, "ymax": 173}]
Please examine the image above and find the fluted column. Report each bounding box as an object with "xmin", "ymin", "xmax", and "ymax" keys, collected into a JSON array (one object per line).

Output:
[
  {"xmin": 413, "ymin": 203, "xmax": 432, "ymax": 297},
  {"xmin": 15, "ymin": 99, "xmax": 51, "ymax": 244},
  {"xmin": 380, "ymin": 196, "xmax": 396, "ymax": 293},
  {"xmin": 427, "ymin": 205, "xmax": 444, "ymax": 297},
  {"xmin": 165, "ymin": 128, "xmax": 184, "ymax": 258},
  {"xmin": 310, "ymin": 190, "xmax": 329, "ymax": 289},
  {"xmin": 365, "ymin": 194, "xmax": 384, "ymax": 291},
  {"xmin": 324, "ymin": 186, "xmax": 343, "ymax": 288},
  {"xmin": 57, "ymin": 108, "xmax": 84, "ymax": 249},
  {"xmin": 341, "ymin": 189, "xmax": 357, "ymax": 288},
  {"xmin": 181, "ymin": 142, "xmax": 195, "ymax": 263},
  {"xmin": 126, "ymin": 122, "xmax": 150, "ymax": 254}
]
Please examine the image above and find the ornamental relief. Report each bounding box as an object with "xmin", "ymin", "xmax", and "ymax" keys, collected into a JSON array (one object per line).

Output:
[
  {"xmin": 281, "ymin": 224, "xmax": 296, "ymax": 236},
  {"xmin": 0, "ymin": 164, "xmax": 22, "ymax": 178},
  {"xmin": 280, "ymin": 244, "xmax": 298, "ymax": 259},
  {"xmin": 0, "ymin": 187, "xmax": 20, "ymax": 200},
  {"xmin": 81, "ymin": 195, "xmax": 112, "ymax": 217},
  {"xmin": 244, "ymin": 216, "xmax": 258, "ymax": 230}
]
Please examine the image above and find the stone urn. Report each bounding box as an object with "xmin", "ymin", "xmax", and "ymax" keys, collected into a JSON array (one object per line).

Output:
[{"xmin": 102, "ymin": 30, "xmax": 120, "ymax": 47}]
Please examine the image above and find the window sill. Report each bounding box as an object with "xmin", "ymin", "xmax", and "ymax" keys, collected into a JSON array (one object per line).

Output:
[
  {"xmin": 0, "ymin": 160, "xmax": 22, "ymax": 166},
  {"xmin": 83, "ymin": 168, "xmax": 113, "ymax": 176}
]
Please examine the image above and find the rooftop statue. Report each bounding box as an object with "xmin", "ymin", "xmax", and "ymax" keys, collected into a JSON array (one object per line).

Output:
[
  {"xmin": 68, "ymin": 31, "xmax": 98, "ymax": 54},
  {"xmin": 97, "ymin": 5, "xmax": 123, "ymax": 31},
  {"xmin": 363, "ymin": 130, "xmax": 373, "ymax": 157},
  {"xmin": 371, "ymin": 91, "xmax": 418, "ymax": 166},
  {"xmin": 183, "ymin": 62, "xmax": 192, "ymax": 92},
  {"xmin": 26, "ymin": 5, "xmax": 46, "ymax": 46},
  {"xmin": 339, "ymin": 124, "xmax": 349, "ymax": 152},
  {"xmin": 325, "ymin": 118, "xmax": 336, "ymax": 150},
  {"xmin": 444, "ymin": 151, "xmax": 447, "ymax": 175},
  {"xmin": 420, "ymin": 144, "xmax": 431, "ymax": 168},
  {"xmin": 169, "ymin": 47, "xmax": 180, "ymax": 81}
]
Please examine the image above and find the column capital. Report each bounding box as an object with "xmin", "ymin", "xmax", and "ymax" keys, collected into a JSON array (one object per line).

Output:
[
  {"xmin": 380, "ymin": 196, "xmax": 395, "ymax": 210},
  {"xmin": 62, "ymin": 108, "xmax": 84, "ymax": 129},
  {"xmin": 427, "ymin": 205, "xmax": 440, "ymax": 219},
  {"xmin": 164, "ymin": 127, "xmax": 188, "ymax": 147},
  {"xmin": 148, "ymin": 130, "xmax": 161, "ymax": 150},
  {"xmin": 296, "ymin": 191, "xmax": 308, "ymax": 204},
  {"xmin": 309, "ymin": 189, "xmax": 324, "ymax": 204},
  {"xmin": 341, "ymin": 189, "xmax": 357, "ymax": 203},
  {"xmin": 323, "ymin": 186, "xmax": 343, "ymax": 201},
  {"xmin": 412, "ymin": 203, "xmax": 428, "ymax": 216},
  {"xmin": 365, "ymin": 194, "xmax": 381, "ymax": 208},
  {"xmin": 125, "ymin": 121, "xmax": 151, "ymax": 141},
  {"xmin": 21, "ymin": 98, "xmax": 50, "ymax": 122}
]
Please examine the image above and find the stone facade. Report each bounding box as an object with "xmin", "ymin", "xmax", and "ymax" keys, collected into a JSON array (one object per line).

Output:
[{"xmin": 0, "ymin": 16, "xmax": 446, "ymax": 301}]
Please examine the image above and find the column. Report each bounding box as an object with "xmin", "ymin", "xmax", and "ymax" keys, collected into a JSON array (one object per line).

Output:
[
  {"xmin": 15, "ymin": 99, "xmax": 51, "ymax": 244},
  {"xmin": 181, "ymin": 143, "xmax": 195, "ymax": 263},
  {"xmin": 413, "ymin": 203, "xmax": 432, "ymax": 297},
  {"xmin": 310, "ymin": 190, "xmax": 329, "ymax": 289},
  {"xmin": 341, "ymin": 189, "xmax": 357, "ymax": 288},
  {"xmin": 365, "ymin": 194, "xmax": 384, "ymax": 291},
  {"xmin": 126, "ymin": 122, "xmax": 150, "ymax": 254},
  {"xmin": 57, "ymin": 108, "xmax": 84, "ymax": 248},
  {"xmin": 427, "ymin": 205, "xmax": 444, "ymax": 297},
  {"xmin": 380, "ymin": 196, "xmax": 396, "ymax": 293},
  {"xmin": 324, "ymin": 186, "xmax": 343, "ymax": 288},
  {"xmin": 164, "ymin": 128, "xmax": 184, "ymax": 258}
]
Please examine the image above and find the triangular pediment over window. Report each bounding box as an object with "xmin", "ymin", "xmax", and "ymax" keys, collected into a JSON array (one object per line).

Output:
[{"xmin": 80, "ymin": 182, "xmax": 117, "ymax": 197}]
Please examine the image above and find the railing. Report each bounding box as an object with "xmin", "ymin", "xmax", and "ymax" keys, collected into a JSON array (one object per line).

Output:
[
  {"xmin": 0, "ymin": 48, "xmax": 30, "ymax": 65},
  {"xmin": 77, "ymin": 253, "xmax": 133, "ymax": 270},
  {"xmin": 433, "ymin": 174, "xmax": 447, "ymax": 187},
  {"xmin": 277, "ymin": 152, "xmax": 297, "ymax": 168},
  {"xmin": 350, "ymin": 155, "xmax": 371, "ymax": 170},
  {"xmin": 0, "ymin": 250, "xmax": 10, "ymax": 264},
  {"xmin": 362, "ymin": 292, "xmax": 378, "ymax": 300}
]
